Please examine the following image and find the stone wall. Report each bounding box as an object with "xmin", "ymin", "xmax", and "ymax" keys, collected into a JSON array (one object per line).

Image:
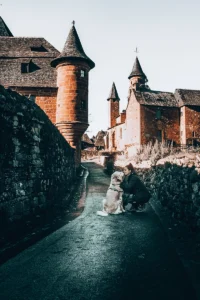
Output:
[
  {"xmin": 0, "ymin": 85, "xmax": 76, "ymax": 227},
  {"xmin": 112, "ymin": 152, "xmax": 200, "ymax": 230},
  {"xmin": 136, "ymin": 154, "xmax": 200, "ymax": 230}
]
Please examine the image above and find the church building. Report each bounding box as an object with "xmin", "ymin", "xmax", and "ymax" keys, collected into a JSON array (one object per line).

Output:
[{"xmin": 105, "ymin": 57, "xmax": 200, "ymax": 155}]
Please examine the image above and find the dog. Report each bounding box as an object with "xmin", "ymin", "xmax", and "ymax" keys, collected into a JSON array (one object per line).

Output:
[{"xmin": 97, "ymin": 171, "xmax": 125, "ymax": 216}]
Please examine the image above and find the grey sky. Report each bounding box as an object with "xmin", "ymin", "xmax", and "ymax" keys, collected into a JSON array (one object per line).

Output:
[{"xmin": 2, "ymin": 0, "xmax": 200, "ymax": 135}]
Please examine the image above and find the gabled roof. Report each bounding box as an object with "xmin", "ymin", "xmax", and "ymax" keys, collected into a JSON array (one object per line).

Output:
[
  {"xmin": 174, "ymin": 89, "xmax": 200, "ymax": 106},
  {"xmin": 128, "ymin": 57, "xmax": 147, "ymax": 81},
  {"xmin": 0, "ymin": 17, "xmax": 13, "ymax": 37},
  {"xmin": 82, "ymin": 133, "xmax": 94, "ymax": 144},
  {"xmin": 134, "ymin": 90, "xmax": 179, "ymax": 107},
  {"xmin": 51, "ymin": 24, "xmax": 95, "ymax": 69},
  {"xmin": 107, "ymin": 82, "xmax": 120, "ymax": 101}
]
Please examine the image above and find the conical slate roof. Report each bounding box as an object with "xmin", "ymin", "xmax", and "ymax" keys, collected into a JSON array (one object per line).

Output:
[
  {"xmin": 51, "ymin": 24, "xmax": 95, "ymax": 69},
  {"xmin": 0, "ymin": 17, "xmax": 13, "ymax": 36},
  {"xmin": 128, "ymin": 57, "xmax": 147, "ymax": 81},
  {"xmin": 107, "ymin": 82, "xmax": 120, "ymax": 101}
]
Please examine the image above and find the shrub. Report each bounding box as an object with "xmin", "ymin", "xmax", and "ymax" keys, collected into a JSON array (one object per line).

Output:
[{"xmin": 134, "ymin": 141, "xmax": 176, "ymax": 165}]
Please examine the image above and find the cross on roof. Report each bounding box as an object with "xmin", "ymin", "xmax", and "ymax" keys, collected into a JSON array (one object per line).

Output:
[{"xmin": 134, "ymin": 47, "xmax": 139, "ymax": 54}]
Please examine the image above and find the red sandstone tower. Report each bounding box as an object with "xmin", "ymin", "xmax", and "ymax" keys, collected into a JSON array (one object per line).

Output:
[
  {"xmin": 107, "ymin": 82, "xmax": 120, "ymax": 128},
  {"xmin": 51, "ymin": 22, "xmax": 95, "ymax": 166},
  {"xmin": 128, "ymin": 57, "xmax": 148, "ymax": 90}
]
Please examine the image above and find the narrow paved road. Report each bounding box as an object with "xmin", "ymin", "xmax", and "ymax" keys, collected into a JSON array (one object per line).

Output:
[{"xmin": 0, "ymin": 162, "xmax": 197, "ymax": 300}]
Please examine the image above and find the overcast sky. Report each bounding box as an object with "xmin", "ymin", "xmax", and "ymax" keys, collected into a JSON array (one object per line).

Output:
[{"xmin": 2, "ymin": 0, "xmax": 200, "ymax": 136}]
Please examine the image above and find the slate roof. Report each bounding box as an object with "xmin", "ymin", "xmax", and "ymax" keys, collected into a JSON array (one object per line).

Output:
[
  {"xmin": 174, "ymin": 89, "xmax": 200, "ymax": 106},
  {"xmin": 0, "ymin": 58, "xmax": 57, "ymax": 88},
  {"xmin": 0, "ymin": 37, "xmax": 59, "ymax": 87},
  {"xmin": 51, "ymin": 25, "xmax": 95, "ymax": 69},
  {"xmin": 0, "ymin": 17, "xmax": 13, "ymax": 36},
  {"xmin": 128, "ymin": 57, "xmax": 147, "ymax": 81},
  {"xmin": 82, "ymin": 133, "xmax": 94, "ymax": 144},
  {"xmin": 135, "ymin": 90, "xmax": 179, "ymax": 107},
  {"xmin": 0, "ymin": 37, "xmax": 59, "ymax": 58},
  {"xmin": 107, "ymin": 82, "xmax": 120, "ymax": 101},
  {"xmin": 95, "ymin": 130, "xmax": 106, "ymax": 147}
]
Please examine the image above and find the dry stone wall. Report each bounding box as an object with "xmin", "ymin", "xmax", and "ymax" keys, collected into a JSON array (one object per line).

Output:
[
  {"xmin": 113, "ymin": 152, "xmax": 200, "ymax": 230},
  {"xmin": 0, "ymin": 85, "xmax": 75, "ymax": 227},
  {"xmin": 137, "ymin": 154, "xmax": 200, "ymax": 230}
]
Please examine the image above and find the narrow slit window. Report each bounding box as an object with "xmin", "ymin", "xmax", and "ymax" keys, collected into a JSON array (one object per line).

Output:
[
  {"xmin": 81, "ymin": 100, "xmax": 87, "ymax": 110},
  {"xmin": 81, "ymin": 70, "xmax": 85, "ymax": 77}
]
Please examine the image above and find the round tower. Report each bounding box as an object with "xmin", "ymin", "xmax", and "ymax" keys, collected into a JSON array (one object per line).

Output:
[
  {"xmin": 128, "ymin": 57, "xmax": 148, "ymax": 90},
  {"xmin": 107, "ymin": 82, "xmax": 120, "ymax": 128},
  {"xmin": 51, "ymin": 22, "xmax": 95, "ymax": 166}
]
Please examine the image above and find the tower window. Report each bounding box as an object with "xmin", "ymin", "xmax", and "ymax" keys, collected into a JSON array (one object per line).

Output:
[
  {"xmin": 81, "ymin": 100, "xmax": 87, "ymax": 110},
  {"xmin": 81, "ymin": 70, "xmax": 85, "ymax": 77},
  {"xmin": 192, "ymin": 131, "xmax": 196, "ymax": 137}
]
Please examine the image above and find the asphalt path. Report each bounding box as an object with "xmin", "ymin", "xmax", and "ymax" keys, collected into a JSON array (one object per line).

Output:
[{"xmin": 0, "ymin": 162, "xmax": 197, "ymax": 300}]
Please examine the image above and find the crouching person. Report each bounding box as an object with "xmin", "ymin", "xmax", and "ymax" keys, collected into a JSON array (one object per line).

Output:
[{"xmin": 120, "ymin": 163, "xmax": 151, "ymax": 212}]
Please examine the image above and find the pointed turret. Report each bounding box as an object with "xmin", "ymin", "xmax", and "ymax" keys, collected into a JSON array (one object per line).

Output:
[
  {"xmin": 107, "ymin": 83, "xmax": 120, "ymax": 128},
  {"xmin": 51, "ymin": 22, "xmax": 95, "ymax": 167},
  {"xmin": 128, "ymin": 57, "xmax": 147, "ymax": 81},
  {"xmin": 107, "ymin": 82, "xmax": 120, "ymax": 102},
  {"xmin": 51, "ymin": 23, "xmax": 95, "ymax": 69},
  {"xmin": 0, "ymin": 17, "xmax": 13, "ymax": 36},
  {"xmin": 128, "ymin": 57, "xmax": 150, "ymax": 91}
]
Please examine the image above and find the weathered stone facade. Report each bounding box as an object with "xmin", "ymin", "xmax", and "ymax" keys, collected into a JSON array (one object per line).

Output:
[{"xmin": 0, "ymin": 86, "xmax": 75, "ymax": 226}]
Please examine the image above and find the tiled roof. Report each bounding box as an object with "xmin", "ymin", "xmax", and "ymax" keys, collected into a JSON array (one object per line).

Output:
[
  {"xmin": 82, "ymin": 133, "xmax": 94, "ymax": 144},
  {"xmin": 135, "ymin": 90, "xmax": 179, "ymax": 107},
  {"xmin": 0, "ymin": 37, "xmax": 59, "ymax": 58},
  {"xmin": 0, "ymin": 37, "xmax": 59, "ymax": 87},
  {"xmin": 128, "ymin": 57, "xmax": 147, "ymax": 81},
  {"xmin": 107, "ymin": 82, "xmax": 120, "ymax": 101},
  {"xmin": 0, "ymin": 17, "xmax": 13, "ymax": 36},
  {"xmin": 175, "ymin": 89, "xmax": 200, "ymax": 106},
  {"xmin": 51, "ymin": 25, "xmax": 95, "ymax": 69},
  {"xmin": 0, "ymin": 58, "xmax": 57, "ymax": 88}
]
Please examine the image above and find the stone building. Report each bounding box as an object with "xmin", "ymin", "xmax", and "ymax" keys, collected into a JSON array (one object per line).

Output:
[
  {"xmin": 105, "ymin": 57, "xmax": 200, "ymax": 155},
  {"xmin": 0, "ymin": 17, "xmax": 95, "ymax": 166}
]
